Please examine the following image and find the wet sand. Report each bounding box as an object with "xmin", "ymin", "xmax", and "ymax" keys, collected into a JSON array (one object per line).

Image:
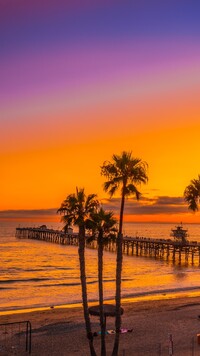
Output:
[{"xmin": 1, "ymin": 296, "xmax": 200, "ymax": 355}]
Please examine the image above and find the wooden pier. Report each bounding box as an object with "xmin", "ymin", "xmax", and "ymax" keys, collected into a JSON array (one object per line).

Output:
[
  {"xmin": 16, "ymin": 227, "xmax": 200, "ymax": 264},
  {"xmin": 15, "ymin": 227, "xmax": 79, "ymax": 246}
]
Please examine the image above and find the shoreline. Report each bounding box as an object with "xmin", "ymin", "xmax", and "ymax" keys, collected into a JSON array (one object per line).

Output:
[
  {"xmin": 1, "ymin": 295, "xmax": 200, "ymax": 355},
  {"xmin": 2, "ymin": 294, "xmax": 200, "ymax": 320},
  {"xmin": 1, "ymin": 288, "xmax": 200, "ymax": 317}
]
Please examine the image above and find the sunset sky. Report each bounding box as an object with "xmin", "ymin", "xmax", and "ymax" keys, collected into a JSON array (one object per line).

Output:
[{"xmin": 1, "ymin": 0, "xmax": 200, "ymax": 223}]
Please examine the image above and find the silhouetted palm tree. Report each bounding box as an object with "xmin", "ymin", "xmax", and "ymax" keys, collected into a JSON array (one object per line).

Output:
[
  {"xmin": 184, "ymin": 175, "xmax": 200, "ymax": 212},
  {"xmin": 87, "ymin": 208, "xmax": 117, "ymax": 356},
  {"xmin": 58, "ymin": 188, "xmax": 99, "ymax": 356},
  {"xmin": 101, "ymin": 151, "xmax": 148, "ymax": 355}
]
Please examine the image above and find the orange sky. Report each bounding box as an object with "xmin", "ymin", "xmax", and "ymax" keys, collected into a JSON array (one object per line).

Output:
[
  {"xmin": 1, "ymin": 1, "xmax": 200, "ymax": 223},
  {"xmin": 1, "ymin": 122, "xmax": 200, "ymax": 223}
]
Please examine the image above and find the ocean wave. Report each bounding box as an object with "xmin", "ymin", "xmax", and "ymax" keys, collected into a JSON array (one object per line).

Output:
[
  {"xmin": 0, "ymin": 278, "xmax": 51, "ymax": 284},
  {"xmin": 0, "ymin": 287, "xmax": 14, "ymax": 290},
  {"xmin": 14, "ymin": 268, "xmax": 45, "ymax": 272},
  {"xmin": 37, "ymin": 279, "xmax": 117, "ymax": 286},
  {"xmin": 122, "ymin": 285, "xmax": 200, "ymax": 299},
  {"xmin": 87, "ymin": 280, "xmax": 97, "ymax": 285},
  {"xmin": 56, "ymin": 267, "xmax": 73, "ymax": 270},
  {"xmin": 37, "ymin": 266, "xmax": 74, "ymax": 270},
  {"xmin": 99, "ymin": 278, "xmax": 132, "ymax": 283},
  {"xmin": 38, "ymin": 282, "xmax": 81, "ymax": 287},
  {"xmin": 2, "ymin": 267, "xmax": 45, "ymax": 272}
]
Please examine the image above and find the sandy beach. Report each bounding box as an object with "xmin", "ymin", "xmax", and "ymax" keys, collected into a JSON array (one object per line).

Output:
[{"xmin": 1, "ymin": 296, "xmax": 200, "ymax": 355}]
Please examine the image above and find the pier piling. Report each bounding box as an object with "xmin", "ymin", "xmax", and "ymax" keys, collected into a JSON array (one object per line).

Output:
[{"xmin": 16, "ymin": 227, "xmax": 200, "ymax": 265}]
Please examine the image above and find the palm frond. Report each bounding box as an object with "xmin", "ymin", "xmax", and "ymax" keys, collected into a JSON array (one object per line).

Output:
[
  {"xmin": 103, "ymin": 181, "xmax": 118, "ymax": 197},
  {"xmin": 101, "ymin": 162, "xmax": 118, "ymax": 179},
  {"xmin": 85, "ymin": 193, "xmax": 99, "ymax": 213},
  {"xmin": 184, "ymin": 186, "xmax": 199, "ymax": 212},
  {"xmin": 184, "ymin": 175, "xmax": 200, "ymax": 212},
  {"xmin": 57, "ymin": 188, "xmax": 99, "ymax": 230},
  {"xmin": 88, "ymin": 207, "xmax": 117, "ymax": 243},
  {"xmin": 125, "ymin": 184, "xmax": 141, "ymax": 200}
]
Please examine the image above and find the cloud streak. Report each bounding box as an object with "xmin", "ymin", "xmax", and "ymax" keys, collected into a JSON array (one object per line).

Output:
[
  {"xmin": 0, "ymin": 196, "xmax": 194, "ymax": 222},
  {"xmin": 101, "ymin": 196, "xmax": 188, "ymax": 216},
  {"xmin": 0, "ymin": 209, "xmax": 57, "ymax": 220}
]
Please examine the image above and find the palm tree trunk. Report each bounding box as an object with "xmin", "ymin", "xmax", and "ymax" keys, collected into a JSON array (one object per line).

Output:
[
  {"xmin": 78, "ymin": 226, "xmax": 97, "ymax": 356},
  {"xmin": 112, "ymin": 189, "xmax": 125, "ymax": 356},
  {"xmin": 98, "ymin": 231, "xmax": 106, "ymax": 356}
]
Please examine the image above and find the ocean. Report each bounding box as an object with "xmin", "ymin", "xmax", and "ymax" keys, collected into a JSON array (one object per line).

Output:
[{"xmin": 1, "ymin": 221, "xmax": 200, "ymax": 314}]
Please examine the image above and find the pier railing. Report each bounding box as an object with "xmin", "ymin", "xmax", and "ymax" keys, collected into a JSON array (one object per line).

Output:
[
  {"xmin": 16, "ymin": 227, "xmax": 79, "ymax": 246},
  {"xmin": 16, "ymin": 227, "xmax": 200, "ymax": 264}
]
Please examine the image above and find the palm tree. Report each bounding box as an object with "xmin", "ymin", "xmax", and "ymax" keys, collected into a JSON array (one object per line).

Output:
[
  {"xmin": 101, "ymin": 151, "xmax": 148, "ymax": 355},
  {"xmin": 87, "ymin": 208, "xmax": 117, "ymax": 356},
  {"xmin": 58, "ymin": 188, "xmax": 99, "ymax": 356},
  {"xmin": 184, "ymin": 175, "xmax": 200, "ymax": 212}
]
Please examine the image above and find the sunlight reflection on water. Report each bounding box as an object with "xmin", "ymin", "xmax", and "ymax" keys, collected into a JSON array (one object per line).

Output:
[{"xmin": 1, "ymin": 221, "xmax": 200, "ymax": 312}]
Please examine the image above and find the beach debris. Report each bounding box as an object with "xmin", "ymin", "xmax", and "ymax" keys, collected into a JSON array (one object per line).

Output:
[{"xmin": 93, "ymin": 328, "xmax": 133, "ymax": 336}]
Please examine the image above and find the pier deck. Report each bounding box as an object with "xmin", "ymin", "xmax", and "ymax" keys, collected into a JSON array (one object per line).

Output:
[{"xmin": 16, "ymin": 227, "xmax": 200, "ymax": 264}]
